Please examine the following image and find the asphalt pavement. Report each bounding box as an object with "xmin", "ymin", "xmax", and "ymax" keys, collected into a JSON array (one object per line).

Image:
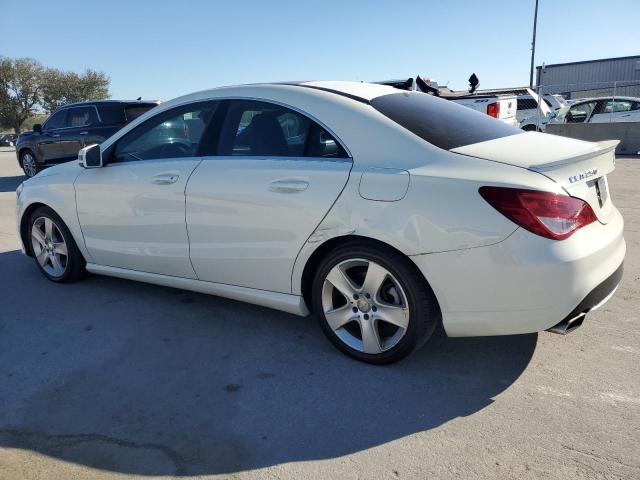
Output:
[{"xmin": 0, "ymin": 147, "xmax": 638, "ymax": 479}]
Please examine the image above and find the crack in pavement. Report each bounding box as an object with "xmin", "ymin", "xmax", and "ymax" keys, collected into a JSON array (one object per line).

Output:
[{"xmin": 0, "ymin": 428, "xmax": 187, "ymax": 476}]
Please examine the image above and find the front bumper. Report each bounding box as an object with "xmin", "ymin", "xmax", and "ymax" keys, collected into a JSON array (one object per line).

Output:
[{"xmin": 410, "ymin": 207, "xmax": 626, "ymax": 337}]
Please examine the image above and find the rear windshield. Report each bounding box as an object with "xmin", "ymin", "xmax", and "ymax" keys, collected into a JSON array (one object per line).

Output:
[{"xmin": 370, "ymin": 91, "xmax": 522, "ymax": 150}]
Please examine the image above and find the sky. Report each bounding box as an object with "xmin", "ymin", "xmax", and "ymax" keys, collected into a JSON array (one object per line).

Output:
[{"xmin": 1, "ymin": 0, "xmax": 639, "ymax": 101}]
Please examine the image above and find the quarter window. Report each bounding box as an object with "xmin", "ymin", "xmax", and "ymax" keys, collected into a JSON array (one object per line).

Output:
[
  {"xmin": 218, "ymin": 100, "xmax": 347, "ymax": 158},
  {"xmin": 113, "ymin": 102, "xmax": 218, "ymax": 162}
]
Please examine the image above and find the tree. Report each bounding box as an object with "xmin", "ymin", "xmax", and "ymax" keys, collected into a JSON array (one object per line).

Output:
[
  {"xmin": 41, "ymin": 68, "xmax": 110, "ymax": 114},
  {"xmin": 0, "ymin": 56, "xmax": 110, "ymax": 133},
  {"xmin": 0, "ymin": 57, "xmax": 44, "ymax": 134}
]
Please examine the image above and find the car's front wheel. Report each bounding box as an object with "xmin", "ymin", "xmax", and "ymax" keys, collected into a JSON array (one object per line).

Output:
[
  {"xmin": 20, "ymin": 150, "xmax": 39, "ymax": 178},
  {"xmin": 28, "ymin": 206, "xmax": 85, "ymax": 282},
  {"xmin": 312, "ymin": 242, "xmax": 441, "ymax": 364}
]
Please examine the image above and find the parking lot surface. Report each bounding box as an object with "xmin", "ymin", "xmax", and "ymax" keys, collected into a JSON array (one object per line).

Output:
[{"xmin": 0, "ymin": 148, "xmax": 638, "ymax": 479}]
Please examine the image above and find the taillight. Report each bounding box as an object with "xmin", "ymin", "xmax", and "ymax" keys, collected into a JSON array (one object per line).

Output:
[
  {"xmin": 487, "ymin": 102, "xmax": 500, "ymax": 118},
  {"xmin": 479, "ymin": 186, "xmax": 597, "ymax": 240}
]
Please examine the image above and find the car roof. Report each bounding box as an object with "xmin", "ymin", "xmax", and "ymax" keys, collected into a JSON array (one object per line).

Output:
[
  {"xmin": 573, "ymin": 96, "xmax": 640, "ymax": 104},
  {"xmin": 60, "ymin": 99, "xmax": 161, "ymax": 108}
]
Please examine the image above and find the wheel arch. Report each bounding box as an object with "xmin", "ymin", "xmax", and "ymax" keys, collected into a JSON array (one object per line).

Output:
[
  {"xmin": 17, "ymin": 146, "xmax": 35, "ymax": 165},
  {"xmin": 20, "ymin": 202, "xmax": 51, "ymax": 257},
  {"xmin": 299, "ymin": 234, "xmax": 439, "ymax": 315}
]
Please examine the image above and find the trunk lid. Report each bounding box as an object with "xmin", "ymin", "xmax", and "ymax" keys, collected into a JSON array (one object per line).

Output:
[{"xmin": 451, "ymin": 132, "xmax": 618, "ymax": 223}]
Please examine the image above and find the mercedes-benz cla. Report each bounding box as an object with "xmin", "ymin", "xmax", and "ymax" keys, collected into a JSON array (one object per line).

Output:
[{"xmin": 15, "ymin": 82, "xmax": 625, "ymax": 363}]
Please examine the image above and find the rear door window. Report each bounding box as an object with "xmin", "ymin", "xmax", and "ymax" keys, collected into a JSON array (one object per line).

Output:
[
  {"xmin": 67, "ymin": 106, "xmax": 98, "ymax": 127},
  {"xmin": 371, "ymin": 91, "xmax": 521, "ymax": 150},
  {"xmin": 218, "ymin": 100, "xmax": 348, "ymax": 158}
]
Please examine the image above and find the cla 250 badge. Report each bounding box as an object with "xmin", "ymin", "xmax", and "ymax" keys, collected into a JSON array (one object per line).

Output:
[{"xmin": 568, "ymin": 168, "xmax": 598, "ymax": 184}]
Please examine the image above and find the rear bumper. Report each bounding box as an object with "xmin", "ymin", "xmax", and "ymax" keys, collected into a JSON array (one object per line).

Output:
[{"xmin": 410, "ymin": 207, "xmax": 626, "ymax": 337}]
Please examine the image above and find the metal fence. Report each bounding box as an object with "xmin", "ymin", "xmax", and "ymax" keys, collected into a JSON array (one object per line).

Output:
[{"xmin": 524, "ymin": 80, "xmax": 640, "ymax": 155}]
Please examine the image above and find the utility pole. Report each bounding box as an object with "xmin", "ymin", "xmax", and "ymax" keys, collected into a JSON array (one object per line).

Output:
[{"xmin": 529, "ymin": 0, "xmax": 539, "ymax": 88}]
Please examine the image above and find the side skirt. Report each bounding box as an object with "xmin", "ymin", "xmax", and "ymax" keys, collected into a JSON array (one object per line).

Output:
[{"xmin": 85, "ymin": 263, "xmax": 310, "ymax": 316}]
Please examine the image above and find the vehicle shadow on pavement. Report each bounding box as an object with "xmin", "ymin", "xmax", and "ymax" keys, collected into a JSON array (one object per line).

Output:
[
  {"xmin": 0, "ymin": 249, "xmax": 537, "ymax": 476},
  {"xmin": 0, "ymin": 175, "xmax": 24, "ymax": 193}
]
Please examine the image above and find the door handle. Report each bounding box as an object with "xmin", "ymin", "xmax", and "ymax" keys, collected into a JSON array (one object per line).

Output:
[
  {"xmin": 269, "ymin": 178, "xmax": 309, "ymax": 193},
  {"xmin": 49, "ymin": 133, "xmax": 60, "ymax": 138},
  {"xmin": 79, "ymin": 131, "xmax": 89, "ymax": 135},
  {"xmin": 152, "ymin": 173, "xmax": 179, "ymax": 185}
]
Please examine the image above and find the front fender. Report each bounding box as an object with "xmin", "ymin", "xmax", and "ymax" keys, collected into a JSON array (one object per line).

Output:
[{"xmin": 16, "ymin": 164, "xmax": 90, "ymax": 261}]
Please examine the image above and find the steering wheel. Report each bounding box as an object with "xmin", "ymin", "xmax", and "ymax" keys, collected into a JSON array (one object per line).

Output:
[{"xmin": 158, "ymin": 142, "xmax": 192, "ymax": 156}]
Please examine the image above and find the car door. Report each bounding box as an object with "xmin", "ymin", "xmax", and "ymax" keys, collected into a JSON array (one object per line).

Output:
[
  {"xmin": 57, "ymin": 106, "xmax": 99, "ymax": 160},
  {"xmin": 186, "ymin": 99, "xmax": 353, "ymax": 294},
  {"xmin": 608, "ymin": 100, "xmax": 636, "ymax": 123},
  {"xmin": 75, "ymin": 101, "xmax": 219, "ymax": 278},
  {"xmin": 37, "ymin": 109, "xmax": 68, "ymax": 162}
]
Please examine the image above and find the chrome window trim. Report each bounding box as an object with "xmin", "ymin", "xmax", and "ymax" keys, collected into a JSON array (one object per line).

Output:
[
  {"xmin": 214, "ymin": 96, "xmax": 353, "ymax": 160},
  {"xmin": 43, "ymin": 105, "xmax": 102, "ymax": 131},
  {"xmin": 108, "ymin": 96, "xmax": 353, "ymax": 161}
]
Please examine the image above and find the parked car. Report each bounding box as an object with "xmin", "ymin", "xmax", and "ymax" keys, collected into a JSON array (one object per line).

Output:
[
  {"xmin": 516, "ymin": 93, "xmax": 567, "ymax": 123},
  {"xmin": 0, "ymin": 134, "xmax": 17, "ymax": 147},
  {"xmin": 520, "ymin": 96, "xmax": 640, "ymax": 131},
  {"xmin": 16, "ymin": 81, "xmax": 625, "ymax": 364},
  {"xmin": 376, "ymin": 77, "xmax": 518, "ymax": 127},
  {"xmin": 15, "ymin": 100, "xmax": 159, "ymax": 177},
  {"xmin": 446, "ymin": 92, "xmax": 518, "ymax": 127}
]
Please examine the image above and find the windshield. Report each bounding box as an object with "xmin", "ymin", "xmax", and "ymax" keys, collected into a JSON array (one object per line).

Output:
[
  {"xmin": 371, "ymin": 91, "xmax": 522, "ymax": 150},
  {"xmin": 555, "ymin": 105, "xmax": 571, "ymax": 121}
]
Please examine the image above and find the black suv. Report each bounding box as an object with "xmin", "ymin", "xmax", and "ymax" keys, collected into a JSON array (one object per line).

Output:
[{"xmin": 16, "ymin": 100, "xmax": 159, "ymax": 177}]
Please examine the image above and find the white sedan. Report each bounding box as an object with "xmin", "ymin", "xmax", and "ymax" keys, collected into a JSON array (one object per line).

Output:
[{"xmin": 15, "ymin": 81, "xmax": 625, "ymax": 363}]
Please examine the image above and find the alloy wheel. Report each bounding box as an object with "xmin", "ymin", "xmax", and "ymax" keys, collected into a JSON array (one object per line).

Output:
[
  {"xmin": 31, "ymin": 216, "xmax": 68, "ymax": 278},
  {"xmin": 22, "ymin": 152, "xmax": 37, "ymax": 177},
  {"xmin": 321, "ymin": 258, "xmax": 410, "ymax": 354}
]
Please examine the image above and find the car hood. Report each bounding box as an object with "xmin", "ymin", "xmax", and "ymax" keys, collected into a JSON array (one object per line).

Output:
[{"xmin": 28, "ymin": 159, "xmax": 83, "ymax": 183}]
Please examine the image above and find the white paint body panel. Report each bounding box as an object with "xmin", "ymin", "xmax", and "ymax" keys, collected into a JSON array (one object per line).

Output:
[
  {"xmin": 186, "ymin": 157, "xmax": 351, "ymax": 293},
  {"xmin": 75, "ymin": 158, "xmax": 201, "ymax": 278},
  {"xmin": 85, "ymin": 263, "xmax": 309, "ymax": 316},
  {"xmin": 412, "ymin": 208, "xmax": 625, "ymax": 336},
  {"xmin": 16, "ymin": 81, "xmax": 625, "ymax": 339}
]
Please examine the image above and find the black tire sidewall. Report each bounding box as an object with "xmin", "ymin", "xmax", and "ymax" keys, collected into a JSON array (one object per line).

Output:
[
  {"xmin": 28, "ymin": 207, "xmax": 84, "ymax": 283},
  {"xmin": 20, "ymin": 150, "xmax": 38, "ymax": 178},
  {"xmin": 312, "ymin": 243, "xmax": 439, "ymax": 364}
]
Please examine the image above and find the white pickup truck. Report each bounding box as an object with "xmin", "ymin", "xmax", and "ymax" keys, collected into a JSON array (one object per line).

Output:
[
  {"xmin": 442, "ymin": 92, "xmax": 518, "ymax": 127},
  {"xmin": 376, "ymin": 77, "xmax": 518, "ymax": 127}
]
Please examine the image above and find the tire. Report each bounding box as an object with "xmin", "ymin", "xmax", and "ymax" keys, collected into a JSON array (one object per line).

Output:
[
  {"xmin": 312, "ymin": 241, "xmax": 441, "ymax": 364},
  {"xmin": 28, "ymin": 206, "xmax": 85, "ymax": 283},
  {"xmin": 521, "ymin": 125, "xmax": 541, "ymax": 132},
  {"xmin": 20, "ymin": 150, "xmax": 39, "ymax": 178}
]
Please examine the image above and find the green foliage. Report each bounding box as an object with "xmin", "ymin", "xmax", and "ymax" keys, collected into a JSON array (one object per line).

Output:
[
  {"xmin": 0, "ymin": 56, "xmax": 110, "ymax": 133},
  {"xmin": 41, "ymin": 68, "xmax": 110, "ymax": 114}
]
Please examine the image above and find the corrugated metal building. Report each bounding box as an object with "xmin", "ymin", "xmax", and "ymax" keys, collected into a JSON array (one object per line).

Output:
[{"xmin": 536, "ymin": 55, "xmax": 640, "ymax": 99}]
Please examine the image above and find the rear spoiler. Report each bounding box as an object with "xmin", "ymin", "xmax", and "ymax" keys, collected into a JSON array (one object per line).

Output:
[{"xmin": 531, "ymin": 140, "xmax": 619, "ymax": 171}]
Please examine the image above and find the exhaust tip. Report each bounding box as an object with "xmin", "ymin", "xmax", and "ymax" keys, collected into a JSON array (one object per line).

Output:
[{"xmin": 547, "ymin": 313, "xmax": 586, "ymax": 335}]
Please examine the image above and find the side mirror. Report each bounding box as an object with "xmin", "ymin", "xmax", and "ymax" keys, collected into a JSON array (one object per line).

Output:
[
  {"xmin": 78, "ymin": 144, "xmax": 103, "ymax": 168},
  {"xmin": 33, "ymin": 124, "xmax": 42, "ymax": 134}
]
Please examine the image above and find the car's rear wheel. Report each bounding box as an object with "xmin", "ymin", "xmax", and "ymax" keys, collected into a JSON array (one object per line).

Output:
[
  {"xmin": 312, "ymin": 242, "xmax": 441, "ymax": 364},
  {"xmin": 28, "ymin": 206, "xmax": 85, "ymax": 282},
  {"xmin": 20, "ymin": 150, "xmax": 38, "ymax": 178}
]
